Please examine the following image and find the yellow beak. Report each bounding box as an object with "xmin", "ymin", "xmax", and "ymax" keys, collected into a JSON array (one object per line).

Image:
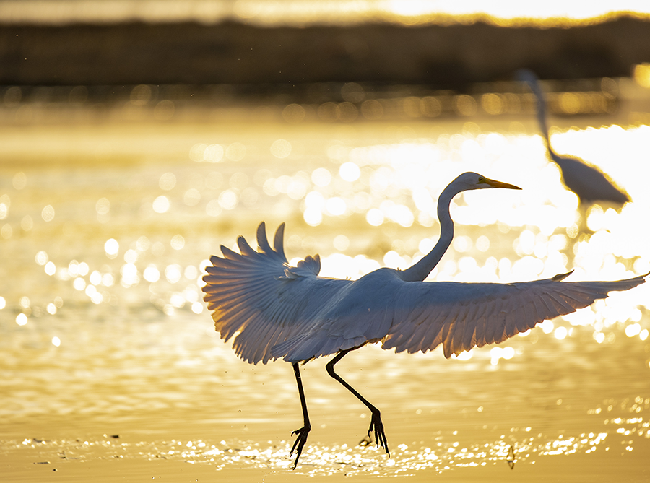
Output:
[{"xmin": 483, "ymin": 177, "xmax": 522, "ymax": 190}]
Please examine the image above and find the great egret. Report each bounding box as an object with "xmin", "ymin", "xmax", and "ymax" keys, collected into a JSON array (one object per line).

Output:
[
  {"xmin": 516, "ymin": 69, "xmax": 630, "ymax": 205},
  {"xmin": 202, "ymin": 172, "xmax": 645, "ymax": 468}
]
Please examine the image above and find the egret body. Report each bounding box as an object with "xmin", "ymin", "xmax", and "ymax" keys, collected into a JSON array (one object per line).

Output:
[{"xmin": 202, "ymin": 172, "xmax": 645, "ymax": 468}]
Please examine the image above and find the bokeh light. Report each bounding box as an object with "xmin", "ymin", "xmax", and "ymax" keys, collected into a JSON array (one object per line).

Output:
[
  {"xmin": 270, "ymin": 139, "xmax": 292, "ymax": 158},
  {"xmin": 105, "ymin": 239, "xmax": 119, "ymax": 258},
  {"xmin": 41, "ymin": 204, "xmax": 55, "ymax": 222},
  {"xmin": 153, "ymin": 195, "xmax": 170, "ymax": 213},
  {"xmin": 159, "ymin": 172, "xmax": 176, "ymax": 191}
]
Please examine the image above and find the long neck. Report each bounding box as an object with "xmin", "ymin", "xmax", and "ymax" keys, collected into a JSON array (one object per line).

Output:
[
  {"xmin": 529, "ymin": 78, "xmax": 556, "ymax": 155},
  {"xmin": 400, "ymin": 184, "xmax": 457, "ymax": 282}
]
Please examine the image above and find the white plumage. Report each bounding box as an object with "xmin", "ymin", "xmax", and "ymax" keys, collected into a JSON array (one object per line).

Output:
[{"xmin": 202, "ymin": 172, "xmax": 646, "ymax": 468}]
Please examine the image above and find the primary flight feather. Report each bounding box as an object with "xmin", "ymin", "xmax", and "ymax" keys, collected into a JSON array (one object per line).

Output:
[{"xmin": 202, "ymin": 171, "xmax": 646, "ymax": 468}]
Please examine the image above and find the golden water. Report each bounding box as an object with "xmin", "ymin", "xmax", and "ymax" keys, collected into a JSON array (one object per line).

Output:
[{"xmin": 1, "ymin": 83, "xmax": 649, "ymax": 481}]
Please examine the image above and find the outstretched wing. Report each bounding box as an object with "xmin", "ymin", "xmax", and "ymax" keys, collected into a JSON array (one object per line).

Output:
[
  {"xmin": 384, "ymin": 271, "xmax": 647, "ymax": 358},
  {"xmin": 275, "ymin": 270, "xmax": 646, "ymax": 363},
  {"xmin": 202, "ymin": 222, "xmax": 350, "ymax": 364}
]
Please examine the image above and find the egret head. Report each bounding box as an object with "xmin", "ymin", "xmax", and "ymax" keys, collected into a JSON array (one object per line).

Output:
[
  {"xmin": 451, "ymin": 172, "xmax": 521, "ymax": 193},
  {"xmin": 515, "ymin": 68, "xmax": 538, "ymax": 87}
]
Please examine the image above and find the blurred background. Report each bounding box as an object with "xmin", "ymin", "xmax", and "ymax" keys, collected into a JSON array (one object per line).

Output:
[
  {"xmin": 3, "ymin": 1, "xmax": 650, "ymax": 107},
  {"xmin": 1, "ymin": 2, "xmax": 650, "ymax": 481}
]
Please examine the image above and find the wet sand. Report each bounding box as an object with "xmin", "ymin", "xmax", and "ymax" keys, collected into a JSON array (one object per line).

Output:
[
  {"xmin": 3, "ymin": 448, "xmax": 648, "ymax": 483},
  {"xmin": 3, "ymin": 401, "xmax": 650, "ymax": 482}
]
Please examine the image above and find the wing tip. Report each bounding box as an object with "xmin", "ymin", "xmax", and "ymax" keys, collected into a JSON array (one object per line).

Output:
[
  {"xmin": 273, "ymin": 223, "xmax": 287, "ymax": 259},
  {"xmin": 552, "ymin": 270, "xmax": 573, "ymax": 282},
  {"xmin": 296, "ymin": 254, "xmax": 321, "ymax": 276}
]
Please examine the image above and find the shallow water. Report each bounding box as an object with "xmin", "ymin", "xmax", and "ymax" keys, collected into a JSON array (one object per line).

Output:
[{"xmin": 1, "ymin": 83, "xmax": 650, "ymax": 480}]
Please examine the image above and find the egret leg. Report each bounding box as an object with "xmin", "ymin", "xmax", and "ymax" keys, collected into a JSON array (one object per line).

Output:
[
  {"xmin": 325, "ymin": 349, "xmax": 389, "ymax": 454},
  {"xmin": 290, "ymin": 362, "xmax": 311, "ymax": 469}
]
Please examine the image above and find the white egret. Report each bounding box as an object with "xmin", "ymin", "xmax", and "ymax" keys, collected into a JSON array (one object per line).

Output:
[
  {"xmin": 202, "ymin": 172, "xmax": 645, "ymax": 468},
  {"xmin": 516, "ymin": 69, "xmax": 630, "ymax": 205}
]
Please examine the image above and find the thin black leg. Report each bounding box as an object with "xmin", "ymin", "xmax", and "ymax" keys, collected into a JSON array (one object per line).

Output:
[
  {"xmin": 325, "ymin": 349, "xmax": 389, "ymax": 455},
  {"xmin": 290, "ymin": 362, "xmax": 311, "ymax": 469}
]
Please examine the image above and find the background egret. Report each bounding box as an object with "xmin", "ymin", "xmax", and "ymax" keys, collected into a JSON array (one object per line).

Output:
[
  {"xmin": 516, "ymin": 69, "xmax": 630, "ymax": 206},
  {"xmin": 202, "ymin": 172, "xmax": 646, "ymax": 468}
]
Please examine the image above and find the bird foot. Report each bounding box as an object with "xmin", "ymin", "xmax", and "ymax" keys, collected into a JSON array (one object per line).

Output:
[
  {"xmin": 359, "ymin": 411, "xmax": 389, "ymax": 454},
  {"xmin": 290, "ymin": 425, "xmax": 310, "ymax": 469}
]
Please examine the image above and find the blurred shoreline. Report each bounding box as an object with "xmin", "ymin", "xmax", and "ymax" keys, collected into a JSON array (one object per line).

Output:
[
  {"xmin": 3, "ymin": 76, "xmax": 650, "ymax": 132},
  {"xmin": 2, "ymin": 17, "xmax": 650, "ymax": 89}
]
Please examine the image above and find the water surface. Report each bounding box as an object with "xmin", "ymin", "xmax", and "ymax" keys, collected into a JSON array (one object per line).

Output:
[{"xmin": 1, "ymin": 85, "xmax": 649, "ymax": 480}]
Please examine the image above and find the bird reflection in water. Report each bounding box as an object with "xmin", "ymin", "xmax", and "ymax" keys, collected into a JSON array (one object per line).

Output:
[{"xmin": 202, "ymin": 172, "xmax": 646, "ymax": 468}]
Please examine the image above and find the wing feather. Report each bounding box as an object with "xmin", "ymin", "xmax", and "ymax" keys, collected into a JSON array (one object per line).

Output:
[
  {"xmin": 461, "ymin": 302, "xmax": 482, "ymax": 353},
  {"xmin": 256, "ymin": 222, "xmax": 274, "ymax": 255},
  {"xmin": 481, "ymin": 295, "xmax": 503, "ymax": 345},
  {"xmin": 445, "ymin": 303, "xmax": 469, "ymax": 358},
  {"xmin": 220, "ymin": 245, "xmax": 242, "ymax": 261},
  {"xmin": 516, "ymin": 292, "xmax": 536, "ymax": 333},
  {"xmin": 404, "ymin": 316, "xmax": 431, "ymax": 354},
  {"xmin": 273, "ymin": 223, "xmax": 287, "ymax": 259},
  {"xmin": 237, "ymin": 235, "xmax": 258, "ymax": 258},
  {"xmin": 202, "ymin": 222, "xmax": 351, "ymax": 364},
  {"xmin": 412, "ymin": 311, "xmax": 439, "ymax": 353},
  {"xmin": 438, "ymin": 309, "xmax": 457, "ymax": 355},
  {"xmin": 208, "ymin": 255, "xmax": 244, "ymax": 270},
  {"xmin": 503, "ymin": 294, "xmax": 521, "ymax": 341},
  {"xmin": 501, "ymin": 305, "xmax": 519, "ymax": 344},
  {"xmin": 384, "ymin": 273, "xmax": 646, "ymax": 358},
  {"xmin": 472, "ymin": 314, "xmax": 487, "ymax": 348}
]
